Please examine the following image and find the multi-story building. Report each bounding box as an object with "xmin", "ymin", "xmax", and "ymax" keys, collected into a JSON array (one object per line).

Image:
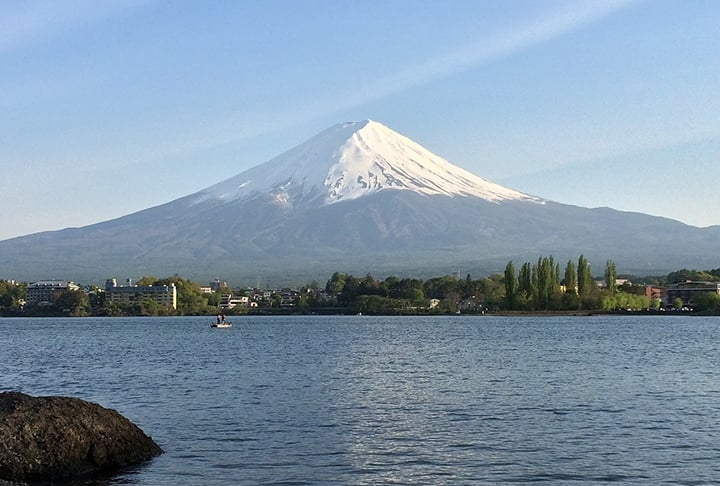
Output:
[
  {"xmin": 105, "ymin": 279, "xmax": 177, "ymax": 310},
  {"xmin": 665, "ymin": 281, "xmax": 720, "ymax": 307},
  {"xmin": 644, "ymin": 285, "xmax": 664, "ymax": 301},
  {"xmin": 210, "ymin": 279, "xmax": 228, "ymax": 291},
  {"xmin": 219, "ymin": 294, "xmax": 256, "ymax": 310},
  {"xmin": 26, "ymin": 280, "xmax": 80, "ymax": 306}
]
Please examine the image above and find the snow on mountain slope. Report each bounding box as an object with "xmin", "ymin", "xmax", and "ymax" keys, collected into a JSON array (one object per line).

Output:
[{"xmin": 191, "ymin": 119, "xmax": 543, "ymax": 207}]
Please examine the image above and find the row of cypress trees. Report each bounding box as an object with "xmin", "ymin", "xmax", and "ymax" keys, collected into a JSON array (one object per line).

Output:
[{"xmin": 504, "ymin": 255, "xmax": 614, "ymax": 311}]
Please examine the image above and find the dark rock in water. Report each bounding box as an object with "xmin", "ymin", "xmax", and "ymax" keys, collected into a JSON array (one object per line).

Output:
[{"xmin": 0, "ymin": 392, "xmax": 163, "ymax": 483}]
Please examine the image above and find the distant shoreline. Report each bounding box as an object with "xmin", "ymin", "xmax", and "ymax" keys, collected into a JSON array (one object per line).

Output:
[{"xmin": 4, "ymin": 310, "xmax": 718, "ymax": 318}]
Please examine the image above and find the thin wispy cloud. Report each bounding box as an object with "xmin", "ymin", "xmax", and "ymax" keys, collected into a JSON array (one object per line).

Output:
[
  {"xmin": 0, "ymin": 0, "xmax": 149, "ymax": 54},
  {"xmin": 336, "ymin": 0, "xmax": 640, "ymax": 112},
  {"xmin": 135, "ymin": 0, "xmax": 641, "ymax": 164},
  {"xmin": 0, "ymin": 0, "xmax": 635, "ymax": 167},
  {"xmin": 0, "ymin": 0, "xmax": 643, "ymax": 171}
]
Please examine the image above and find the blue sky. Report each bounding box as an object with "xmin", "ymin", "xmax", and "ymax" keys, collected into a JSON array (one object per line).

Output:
[{"xmin": 2, "ymin": 0, "xmax": 719, "ymax": 241}]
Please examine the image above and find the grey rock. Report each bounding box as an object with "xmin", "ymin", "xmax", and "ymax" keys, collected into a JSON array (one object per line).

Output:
[{"xmin": 0, "ymin": 392, "xmax": 162, "ymax": 483}]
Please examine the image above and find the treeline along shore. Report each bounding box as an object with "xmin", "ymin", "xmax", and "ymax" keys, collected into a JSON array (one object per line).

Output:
[{"xmin": 2, "ymin": 255, "xmax": 720, "ymax": 317}]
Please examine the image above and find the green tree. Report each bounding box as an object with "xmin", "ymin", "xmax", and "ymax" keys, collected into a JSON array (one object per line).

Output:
[
  {"xmin": 396, "ymin": 278, "xmax": 424, "ymax": 302},
  {"xmin": 55, "ymin": 288, "xmax": 90, "ymax": 316},
  {"xmin": 0, "ymin": 280, "xmax": 25, "ymax": 313},
  {"xmin": 382, "ymin": 276, "xmax": 400, "ymax": 297},
  {"xmin": 577, "ymin": 255, "xmax": 593, "ymax": 298},
  {"xmin": 693, "ymin": 292, "xmax": 720, "ymax": 311},
  {"xmin": 338, "ymin": 275, "xmax": 361, "ymax": 306},
  {"xmin": 561, "ymin": 291, "xmax": 580, "ymax": 310},
  {"xmin": 604, "ymin": 260, "xmax": 617, "ymax": 293},
  {"xmin": 423, "ymin": 275, "xmax": 462, "ymax": 311},
  {"xmin": 359, "ymin": 273, "xmax": 381, "ymax": 296},
  {"xmin": 518, "ymin": 262, "xmax": 534, "ymax": 306},
  {"xmin": 533, "ymin": 256, "xmax": 561, "ymax": 310},
  {"xmin": 139, "ymin": 298, "xmax": 161, "ymax": 316},
  {"xmin": 484, "ymin": 274, "xmax": 506, "ymax": 307},
  {"xmin": 135, "ymin": 276, "xmax": 158, "ymax": 287},
  {"xmin": 353, "ymin": 295, "xmax": 407, "ymax": 315},
  {"xmin": 206, "ymin": 292, "xmax": 221, "ymax": 308},
  {"xmin": 325, "ymin": 272, "xmax": 346, "ymax": 298},
  {"xmin": 102, "ymin": 300, "xmax": 124, "ymax": 316},
  {"xmin": 504, "ymin": 261, "xmax": 517, "ymax": 310},
  {"xmin": 600, "ymin": 292, "xmax": 649, "ymax": 311},
  {"xmin": 463, "ymin": 273, "xmax": 474, "ymax": 298},
  {"xmin": 666, "ymin": 268, "xmax": 720, "ymax": 283},
  {"xmin": 423, "ymin": 275, "xmax": 459, "ymax": 299},
  {"xmin": 563, "ymin": 260, "xmax": 576, "ymax": 294}
]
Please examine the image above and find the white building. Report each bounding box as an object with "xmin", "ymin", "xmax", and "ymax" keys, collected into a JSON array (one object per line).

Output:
[
  {"xmin": 105, "ymin": 278, "xmax": 177, "ymax": 310},
  {"xmin": 219, "ymin": 294, "xmax": 256, "ymax": 310},
  {"xmin": 26, "ymin": 280, "xmax": 80, "ymax": 306}
]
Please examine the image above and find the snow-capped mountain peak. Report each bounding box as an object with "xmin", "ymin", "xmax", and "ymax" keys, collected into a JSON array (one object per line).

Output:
[{"xmin": 192, "ymin": 119, "xmax": 542, "ymax": 207}]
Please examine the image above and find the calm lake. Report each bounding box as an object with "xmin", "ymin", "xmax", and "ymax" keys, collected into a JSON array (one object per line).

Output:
[{"xmin": 2, "ymin": 315, "xmax": 719, "ymax": 485}]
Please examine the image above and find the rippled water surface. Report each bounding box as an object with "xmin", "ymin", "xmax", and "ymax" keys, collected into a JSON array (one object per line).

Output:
[{"xmin": 2, "ymin": 315, "xmax": 720, "ymax": 484}]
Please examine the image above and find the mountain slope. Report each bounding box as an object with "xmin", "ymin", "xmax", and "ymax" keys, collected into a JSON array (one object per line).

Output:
[{"xmin": 0, "ymin": 120, "xmax": 718, "ymax": 284}]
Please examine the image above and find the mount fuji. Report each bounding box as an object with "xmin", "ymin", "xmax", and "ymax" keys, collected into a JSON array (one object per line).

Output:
[{"xmin": 1, "ymin": 120, "xmax": 718, "ymax": 284}]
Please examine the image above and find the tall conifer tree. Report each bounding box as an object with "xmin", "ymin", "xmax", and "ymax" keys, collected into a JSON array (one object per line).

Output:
[
  {"xmin": 519, "ymin": 262, "xmax": 534, "ymax": 304},
  {"xmin": 604, "ymin": 260, "xmax": 617, "ymax": 293},
  {"xmin": 577, "ymin": 254, "xmax": 593, "ymax": 297},
  {"xmin": 564, "ymin": 260, "xmax": 577, "ymax": 294},
  {"xmin": 504, "ymin": 261, "xmax": 517, "ymax": 309}
]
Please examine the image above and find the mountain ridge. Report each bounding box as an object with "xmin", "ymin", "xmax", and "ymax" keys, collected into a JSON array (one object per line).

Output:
[{"xmin": 0, "ymin": 120, "xmax": 717, "ymax": 285}]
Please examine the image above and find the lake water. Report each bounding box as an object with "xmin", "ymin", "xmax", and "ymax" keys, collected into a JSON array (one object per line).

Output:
[{"xmin": 2, "ymin": 315, "xmax": 720, "ymax": 485}]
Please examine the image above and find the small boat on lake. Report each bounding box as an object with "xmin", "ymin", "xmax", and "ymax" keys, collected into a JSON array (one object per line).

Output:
[
  {"xmin": 211, "ymin": 314, "xmax": 231, "ymax": 328},
  {"xmin": 211, "ymin": 322, "xmax": 232, "ymax": 328}
]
